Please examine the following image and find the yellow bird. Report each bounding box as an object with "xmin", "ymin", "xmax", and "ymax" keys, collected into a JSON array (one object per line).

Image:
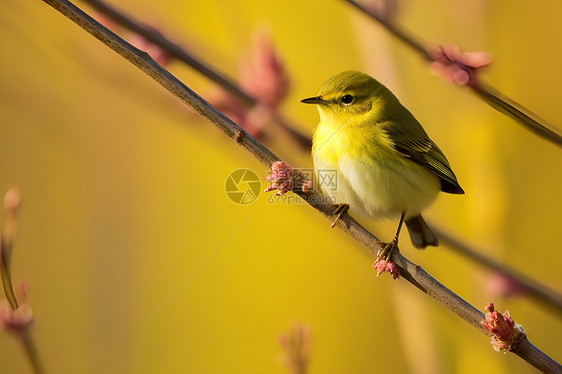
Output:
[{"xmin": 302, "ymin": 71, "xmax": 464, "ymax": 260}]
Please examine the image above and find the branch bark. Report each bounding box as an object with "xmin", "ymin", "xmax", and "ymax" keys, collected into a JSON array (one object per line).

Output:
[{"xmin": 40, "ymin": 0, "xmax": 562, "ymax": 372}]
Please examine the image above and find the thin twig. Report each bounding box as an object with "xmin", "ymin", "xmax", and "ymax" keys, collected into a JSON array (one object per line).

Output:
[
  {"xmin": 1, "ymin": 199, "xmax": 20, "ymax": 310},
  {"xmin": 1, "ymin": 189, "xmax": 44, "ymax": 374},
  {"xmin": 345, "ymin": 0, "xmax": 562, "ymax": 147},
  {"xmin": 80, "ymin": 0, "xmax": 312, "ymax": 149},
  {"xmin": 21, "ymin": 331, "xmax": 45, "ymax": 374},
  {"xmin": 470, "ymin": 82, "xmax": 562, "ymax": 145},
  {"xmin": 40, "ymin": 0, "xmax": 562, "ymax": 371},
  {"xmin": 279, "ymin": 324, "xmax": 311, "ymax": 374},
  {"xmin": 78, "ymin": 0, "xmax": 561, "ymax": 315},
  {"xmin": 0, "ymin": 238, "xmax": 19, "ymax": 310}
]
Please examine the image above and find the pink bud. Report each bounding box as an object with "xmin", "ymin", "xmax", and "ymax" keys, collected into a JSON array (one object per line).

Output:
[
  {"xmin": 4, "ymin": 188, "xmax": 21, "ymax": 216},
  {"xmin": 480, "ymin": 302, "xmax": 524, "ymax": 352},
  {"xmin": 264, "ymin": 161, "xmax": 293, "ymax": 196},
  {"xmin": 428, "ymin": 44, "xmax": 491, "ymax": 86},
  {"xmin": 0, "ymin": 300, "xmax": 33, "ymax": 333},
  {"xmin": 372, "ymin": 258, "xmax": 400, "ymax": 280}
]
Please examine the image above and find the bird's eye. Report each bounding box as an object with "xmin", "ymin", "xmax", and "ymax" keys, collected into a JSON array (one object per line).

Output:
[{"xmin": 341, "ymin": 94, "xmax": 354, "ymax": 104}]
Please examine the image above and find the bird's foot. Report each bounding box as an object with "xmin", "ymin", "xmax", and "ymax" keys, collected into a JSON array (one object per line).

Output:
[
  {"xmin": 372, "ymin": 239, "xmax": 400, "ymax": 280},
  {"xmin": 330, "ymin": 203, "xmax": 349, "ymax": 228},
  {"xmin": 374, "ymin": 239, "xmax": 399, "ymax": 262}
]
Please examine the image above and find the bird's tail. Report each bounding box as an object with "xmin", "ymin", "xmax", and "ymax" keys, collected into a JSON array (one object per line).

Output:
[{"xmin": 405, "ymin": 215, "xmax": 439, "ymax": 249}]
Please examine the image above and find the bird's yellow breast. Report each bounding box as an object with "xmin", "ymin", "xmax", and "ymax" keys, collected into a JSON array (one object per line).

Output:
[{"xmin": 311, "ymin": 108, "xmax": 440, "ymax": 219}]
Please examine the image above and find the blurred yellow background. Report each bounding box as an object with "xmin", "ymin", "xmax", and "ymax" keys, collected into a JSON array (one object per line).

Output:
[{"xmin": 1, "ymin": 0, "xmax": 561, "ymax": 373}]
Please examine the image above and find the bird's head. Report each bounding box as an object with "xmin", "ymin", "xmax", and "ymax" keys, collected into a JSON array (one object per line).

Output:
[{"xmin": 301, "ymin": 71, "xmax": 386, "ymax": 123}]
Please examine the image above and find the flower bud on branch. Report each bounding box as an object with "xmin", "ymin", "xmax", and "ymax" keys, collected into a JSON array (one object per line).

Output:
[{"xmin": 481, "ymin": 303, "xmax": 525, "ymax": 353}]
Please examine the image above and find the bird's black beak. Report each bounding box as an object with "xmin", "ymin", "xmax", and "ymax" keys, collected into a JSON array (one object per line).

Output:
[{"xmin": 301, "ymin": 96, "xmax": 327, "ymax": 105}]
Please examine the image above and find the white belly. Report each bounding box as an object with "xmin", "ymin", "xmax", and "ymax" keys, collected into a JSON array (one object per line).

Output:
[{"xmin": 313, "ymin": 154, "xmax": 440, "ymax": 220}]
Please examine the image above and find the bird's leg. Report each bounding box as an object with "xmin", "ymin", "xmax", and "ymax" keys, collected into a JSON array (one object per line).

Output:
[
  {"xmin": 330, "ymin": 203, "xmax": 350, "ymax": 228},
  {"xmin": 374, "ymin": 213, "xmax": 406, "ymax": 262}
]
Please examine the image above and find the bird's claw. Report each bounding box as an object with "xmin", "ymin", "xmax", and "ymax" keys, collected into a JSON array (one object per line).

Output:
[
  {"xmin": 374, "ymin": 239, "xmax": 399, "ymax": 262},
  {"xmin": 372, "ymin": 240, "xmax": 401, "ymax": 280},
  {"xmin": 330, "ymin": 203, "xmax": 349, "ymax": 228}
]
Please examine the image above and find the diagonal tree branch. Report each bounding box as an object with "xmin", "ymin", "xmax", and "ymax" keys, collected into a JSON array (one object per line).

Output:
[
  {"xmin": 40, "ymin": 0, "xmax": 562, "ymax": 372},
  {"xmin": 78, "ymin": 0, "xmax": 562, "ymax": 315},
  {"xmin": 345, "ymin": 0, "xmax": 562, "ymax": 148}
]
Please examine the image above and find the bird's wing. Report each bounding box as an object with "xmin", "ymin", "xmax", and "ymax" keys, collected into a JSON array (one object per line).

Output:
[{"xmin": 381, "ymin": 120, "xmax": 465, "ymax": 194}]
